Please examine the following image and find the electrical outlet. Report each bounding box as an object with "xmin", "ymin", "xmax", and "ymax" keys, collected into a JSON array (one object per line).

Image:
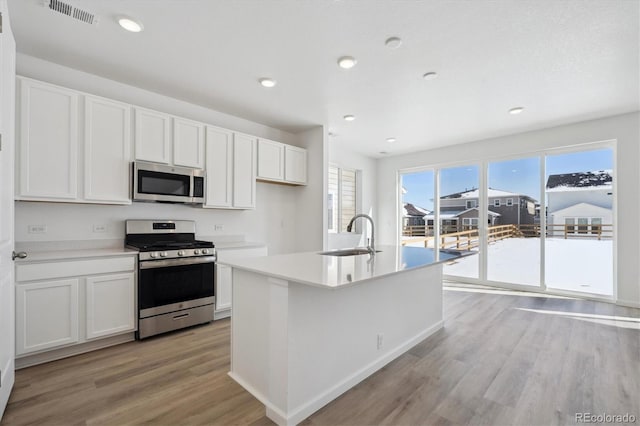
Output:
[
  {"xmin": 28, "ymin": 225, "xmax": 47, "ymax": 234},
  {"xmin": 93, "ymin": 224, "xmax": 107, "ymax": 233},
  {"xmin": 214, "ymin": 224, "xmax": 224, "ymax": 232},
  {"xmin": 377, "ymin": 333, "xmax": 384, "ymax": 350}
]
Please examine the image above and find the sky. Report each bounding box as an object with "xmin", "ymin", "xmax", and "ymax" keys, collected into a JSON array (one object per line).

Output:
[{"xmin": 402, "ymin": 148, "xmax": 613, "ymax": 211}]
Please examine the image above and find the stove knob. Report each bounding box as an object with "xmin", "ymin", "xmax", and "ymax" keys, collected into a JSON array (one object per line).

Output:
[
  {"xmin": 194, "ymin": 249, "xmax": 200, "ymax": 255},
  {"xmin": 177, "ymin": 250, "xmax": 185, "ymax": 256},
  {"xmin": 160, "ymin": 252, "xmax": 168, "ymax": 258},
  {"xmin": 202, "ymin": 249, "xmax": 210, "ymax": 255},
  {"xmin": 150, "ymin": 252, "xmax": 158, "ymax": 259}
]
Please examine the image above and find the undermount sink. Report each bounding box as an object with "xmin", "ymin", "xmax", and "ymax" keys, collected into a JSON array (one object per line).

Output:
[{"xmin": 318, "ymin": 248, "xmax": 382, "ymax": 257}]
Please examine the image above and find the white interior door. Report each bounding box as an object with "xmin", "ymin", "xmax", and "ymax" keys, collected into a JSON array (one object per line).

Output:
[{"xmin": 0, "ymin": 0, "xmax": 16, "ymax": 419}]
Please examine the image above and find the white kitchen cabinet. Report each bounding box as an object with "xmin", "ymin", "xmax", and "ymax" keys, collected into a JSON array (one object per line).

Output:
[
  {"xmin": 134, "ymin": 107, "xmax": 171, "ymax": 164},
  {"xmin": 257, "ymin": 139, "xmax": 285, "ymax": 181},
  {"xmin": 15, "ymin": 255, "xmax": 137, "ymax": 358},
  {"xmin": 232, "ymin": 133, "xmax": 257, "ymax": 209},
  {"xmin": 285, "ymin": 145, "xmax": 307, "ymax": 184},
  {"xmin": 17, "ymin": 77, "xmax": 78, "ymax": 200},
  {"xmin": 85, "ymin": 273, "xmax": 135, "ymax": 340},
  {"xmin": 215, "ymin": 264, "xmax": 233, "ymax": 312},
  {"xmin": 84, "ymin": 95, "xmax": 132, "ymax": 204},
  {"xmin": 173, "ymin": 117, "xmax": 204, "ymax": 168},
  {"xmin": 16, "ymin": 278, "xmax": 79, "ymax": 356},
  {"xmin": 204, "ymin": 126, "xmax": 233, "ymax": 208},
  {"xmin": 215, "ymin": 246, "xmax": 268, "ymax": 319}
]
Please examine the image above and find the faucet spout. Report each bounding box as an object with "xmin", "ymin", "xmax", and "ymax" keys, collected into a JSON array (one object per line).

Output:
[{"xmin": 346, "ymin": 214, "xmax": 375, "ymax": 255}]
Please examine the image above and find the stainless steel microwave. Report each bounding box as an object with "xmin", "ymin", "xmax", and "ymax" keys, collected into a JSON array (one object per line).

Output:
[{"xmin": 132, "ymin": 161, "xmax": 205, "ymax": 204}]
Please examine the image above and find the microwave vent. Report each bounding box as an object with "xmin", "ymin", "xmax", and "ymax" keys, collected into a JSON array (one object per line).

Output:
[{"xmin": 46, "ymin": 0, "xmax": 98, "ymax": 25}]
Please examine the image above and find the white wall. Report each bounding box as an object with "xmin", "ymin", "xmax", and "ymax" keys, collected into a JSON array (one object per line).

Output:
[
  {"xmin": 294, "ymin": 126, "xmax": 327, "ymax": 252},
  {"xmin": 377, "ymin": 112, "xmax": 640, "ymax": 307},
  {"xmin": 14, "ymin": 54, "xmax": 313, "ymax": 255},
  {"xmin": 327, "ymin": 142, "xmax": 378, "ymax": 249}
]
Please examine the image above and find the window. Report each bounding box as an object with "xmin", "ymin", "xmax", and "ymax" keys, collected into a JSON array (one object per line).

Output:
[
  {"xmin": 328, "ymin": 165, "xmax": 358, "ymax": 232},
  {"xmin": 565, "ymin": 218, "xmax": 575, "ymax": 234},
  {"xmin": 462, "ymin": 218, "xmax": 479, "ymax": 228},
  {"xmin": 591, "ymin": 218, "xmax": 602, "ymax": 234},
  {"xmin": 493, "ymin": 199, "xmax": 501, "ymax": 207},
  {"xmin": 506, "ymin": 198, "xmax": 513, "ymax": 206},
  {"xmin": 466, "ymin": 200, "xmax": 477, "ymax": 209},
  {"xmin": 577, "ymin": 217, "xmax": 589, "ymax": 234}
]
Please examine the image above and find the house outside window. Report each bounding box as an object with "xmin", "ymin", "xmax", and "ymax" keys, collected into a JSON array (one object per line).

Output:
[
  {"xmin": 328, "ymin": 165, "xmax": 358, "ymax": 233},
  {"xmin": 506, "ymin": 198, "xmax": 513, "ymax": 206},
  {"xmin": 466, "ymin": 200, "xmax": 477, "ymax": 209},
  {"xmin": 494, "ymin": 199, "xmax": 500, "ymax": 207}
]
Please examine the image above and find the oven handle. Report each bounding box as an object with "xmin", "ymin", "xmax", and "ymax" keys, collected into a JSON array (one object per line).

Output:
[{"xmin": 139, "ymin": 256, "xmax": 216, "ymax": 269}]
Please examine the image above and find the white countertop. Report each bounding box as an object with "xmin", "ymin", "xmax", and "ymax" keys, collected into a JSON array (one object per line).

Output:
[
  {"xmin": 213, "ymin": 241, "xmax": 267, "ymax": 250},
  {"xmin": 219, "ymin": 245, "xmax": 471, "ymax": 289}
]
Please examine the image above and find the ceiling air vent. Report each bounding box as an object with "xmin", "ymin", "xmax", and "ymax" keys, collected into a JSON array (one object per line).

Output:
[{"xmin": 47, "ymin": 0, "xmax": 98, "ymax": 25}]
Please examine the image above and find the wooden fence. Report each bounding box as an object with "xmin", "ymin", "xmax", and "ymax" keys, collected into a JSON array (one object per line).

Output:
[{"xmin": 401, "ymin": 223, "xmax": 613, "ymax": 250}]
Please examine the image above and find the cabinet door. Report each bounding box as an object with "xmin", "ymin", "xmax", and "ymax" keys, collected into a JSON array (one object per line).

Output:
[
  {"xmin": 134, "ymin": 107, "xmax": 170, "ymax": 164},
  {"xmin": 16, "ymin": 279, "xmax": 79, "ymax": 355},
  {"xmin": 285, "ymin": 145, "xmax": 307, "ymax": 184},
  {"xmin": 232, "ymin": 133, "xmax": 257, "ymax": 209},
  {"xmin": 257, "ymin": 139, "xmax": 285, "ymax": 181},
  {"xmin": 173, "ymin": 117, "xmax": 204, "ymax": 168},
  {"xmin": 18, "ymin": 78, "xmax": 78, "ymax": 200},
  {"xmin": 86, "ymin": 273, "xmax": 135, "ymax": 340},
  {"xmin": 215, "ymin": 264, "xmax": 232, "ymax": 311},
  {"xmin": 204, "ymin": 126, "xmax": 233, "ymax": 208},
  {"xmin": 84, "ymin": 95, "xmax": 132, "ymax": 203}
]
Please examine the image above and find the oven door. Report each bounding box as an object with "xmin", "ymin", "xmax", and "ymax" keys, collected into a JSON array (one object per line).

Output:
[
  {"xmin": 138, "ymin": 256, "xmax": 215, "ymax": 318},
  {"xmin": 133, "ymin": 162, "xmax": 195, "ymax": 203}
]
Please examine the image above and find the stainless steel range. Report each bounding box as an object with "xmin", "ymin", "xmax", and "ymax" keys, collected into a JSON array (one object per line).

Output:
[{"xmin": 125, "ymin": 220, "xmax": 215, "ymax": 339}]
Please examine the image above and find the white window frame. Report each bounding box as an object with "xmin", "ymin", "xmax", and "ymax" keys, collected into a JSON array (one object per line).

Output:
[
  {"xmin": 506, "ymin": 198, "xmax": 513, "ymax": 206},
  {"xmin": 493, "ymin": 199, "xmax": 501, "ymax": 207},
  {"xmin": 466, "ymin": 200, "xmax": 477, "ymax": 209}
]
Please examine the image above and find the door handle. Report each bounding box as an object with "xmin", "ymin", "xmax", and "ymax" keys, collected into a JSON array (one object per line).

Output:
[{"xmin": 12, "ymin": 251, "xmax": 27, "ymax": 261}]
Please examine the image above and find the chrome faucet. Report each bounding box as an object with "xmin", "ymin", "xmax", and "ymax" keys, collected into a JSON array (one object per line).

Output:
[{"xmin": 346, "ymin": 214, "xmax": 375, "ymax": 255}]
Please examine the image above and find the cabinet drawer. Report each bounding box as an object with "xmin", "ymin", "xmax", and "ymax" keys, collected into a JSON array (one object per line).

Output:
[{"xmin": 16, "ymin": 256, "xmax": 136, "ymax": 283}]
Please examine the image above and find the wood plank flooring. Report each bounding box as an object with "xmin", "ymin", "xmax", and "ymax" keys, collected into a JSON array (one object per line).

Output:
[{"xmin": 2, "ymin": 286, "xmax": 638, "ymax": 426}]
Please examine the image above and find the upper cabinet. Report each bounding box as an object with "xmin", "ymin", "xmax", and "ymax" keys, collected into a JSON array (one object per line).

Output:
[
  {"xmin": 285, "ymin": 145, "xmax": 307, "ymax": 184},
  {"xmin": 257, "ymin": 139, "xmax": 285, "ymax": 181},
  {"xmin": 204, "ymin": 128, "xmax": 256, "ymax": 210},
  {"xmin": 84, "ymin": 95, "xmax": 132, "ymax": 204},
  {"xmin": 17, "ymin": 77, "xmax": 79, "ymax": 200},
  {"xmin": 16, "ymin": 78, "xmax": 132, "ymax": 205},
  {"xmin": 173, "ymin": 117, "xmax": 204, "ymax": 168},
  {"xmin": 134, "ymin": 107, "xmax": 171, "ymax": 164},
  {"xmin": 257, "ymin": 139, "xmax": 307, "ymax": 185}
]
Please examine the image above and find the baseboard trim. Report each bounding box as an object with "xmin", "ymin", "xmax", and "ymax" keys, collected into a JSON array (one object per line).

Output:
[
  {"xmin": 214, "ymin": 309, "xmax": 231, "ymax": 320},
  {"xmin": 0, "ymin": 358, "xmax": 15, "ymax": 420},
  {"xmin": 16, "ymin": 332, "xmax": 135, "ymax": 369},
  {"xmin": 230, "ymin": 320, "xmax": 444, "ymax": 426}
]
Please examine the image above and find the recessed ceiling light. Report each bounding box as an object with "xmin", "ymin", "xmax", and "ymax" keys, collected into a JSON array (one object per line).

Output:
[
  {"xmin": 509, "ymin": 107, "xmax": 524, "ymax": 115},
  {"xmin": 343, "ymin": 115, "xmax": 356, "ymax": 121},
  {"xmin": 385, "ymin": 37, "xmax": 402, "ymax": 49},
  {"xmin": 386, "ymin": 137, "xmax": 396, "ymax": 143},
  {"xmin": 337, "ymin": 56, "xmax": 357, "ymax": 69},
  {"xmin": 422, "ymin": 72, "xmax": 438, "ymax": 80},
  {"xmin": 118, "ymin": 16, "xmax": 144, "ymax": 33},
  {"xmin": 258, "ymin": 78, "xmax": 277, "ymax": 88}
]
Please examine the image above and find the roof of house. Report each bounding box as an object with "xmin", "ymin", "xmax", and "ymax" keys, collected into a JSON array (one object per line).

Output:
[
  {"xmin": 403, "ymin": 203, "xmax": 430, "ymax": 217},
  {"xmin": 441, "ymin": 188, "xmax": 530, "ymax": 199},
  {"xmin": 546, "ymin": 170, "xmax": 612, "ymax": 192}
]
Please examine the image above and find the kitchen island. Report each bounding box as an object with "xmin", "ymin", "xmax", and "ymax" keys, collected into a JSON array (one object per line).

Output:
[{"xmin": 219, "ymin": 245, "xmax": 469, "ymax": 426}]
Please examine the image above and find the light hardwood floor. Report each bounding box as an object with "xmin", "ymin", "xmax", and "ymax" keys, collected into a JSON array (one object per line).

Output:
[{"xmin": 2, "ymin": 286, "xmax": 639, "ymax": 426}]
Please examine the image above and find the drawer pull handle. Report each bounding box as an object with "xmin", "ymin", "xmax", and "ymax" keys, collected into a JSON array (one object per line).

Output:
[{"xmin": 173, "ymin": 313, "xmax": 190, "ymax": 321}]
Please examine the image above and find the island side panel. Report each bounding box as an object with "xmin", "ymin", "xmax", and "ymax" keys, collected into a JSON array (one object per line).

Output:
[
  {"xmin": 286, "ymin": 264, "xmax": 443, "ymax": 423},
  {"xmin": 229, "ymin": 269, "xmax": 290, "ymax": 420}
]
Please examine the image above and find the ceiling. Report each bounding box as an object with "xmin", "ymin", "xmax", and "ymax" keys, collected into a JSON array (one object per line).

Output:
[{"xmin": 7, "ymin": 0, "xmax": 640, "ymax": 158}]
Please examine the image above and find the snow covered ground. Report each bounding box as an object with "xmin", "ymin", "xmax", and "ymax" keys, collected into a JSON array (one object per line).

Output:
[{"xmin": 404, "ymin": 237, "xmax": 613, "ymax": 295}]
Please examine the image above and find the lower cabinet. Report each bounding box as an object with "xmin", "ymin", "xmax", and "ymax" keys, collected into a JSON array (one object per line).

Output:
[
  {"xmin": 15, "ymin": 256, "xmax": 136, "ymax": 357},
  {"xmin": 215, "ymin": 246, "xmax": 268, "ymax": 318}
]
